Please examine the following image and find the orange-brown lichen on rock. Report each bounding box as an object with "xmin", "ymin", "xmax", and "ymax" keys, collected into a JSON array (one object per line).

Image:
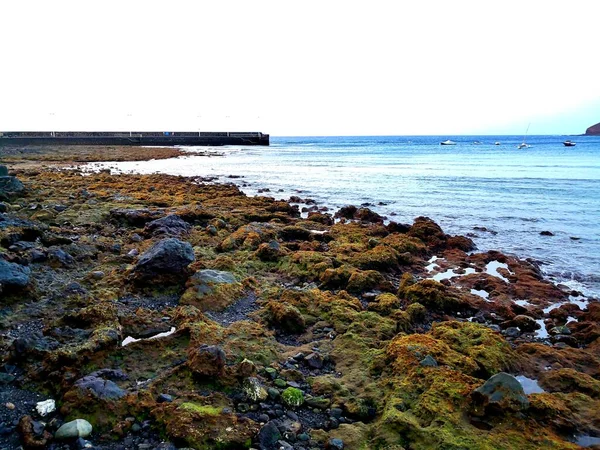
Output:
[
  {"xmin": 152, "ymin": 393, "xmax": 259, "ymax": 449},
  {"xmin": 399, "ymin": 276, "xmax": 471, "ymax": 313}
]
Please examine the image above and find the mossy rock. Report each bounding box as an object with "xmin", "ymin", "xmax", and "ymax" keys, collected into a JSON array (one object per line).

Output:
[
  {"xmin": 368, "ymin": 293, "xmax": 400, "ymax": 315},
  {"xmin": 265, "ymin": 301, "xmax": 306, "ymax": 334},
  {"xmin": 400, "ymin": 279, "xmax": 467, "ymax": 313},
  {"xmin": 346, "ymin": 270, "xmax": 390, "ymax": 294},
  {"xmin": 282, "ymin": 387, "xmax": 304, "ymax": 407}
]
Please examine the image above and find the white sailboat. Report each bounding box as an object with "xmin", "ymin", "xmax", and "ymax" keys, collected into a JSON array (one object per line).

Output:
[{"xmin": 517, "ymin": 124, "xmax": 531, "ymax": 149}]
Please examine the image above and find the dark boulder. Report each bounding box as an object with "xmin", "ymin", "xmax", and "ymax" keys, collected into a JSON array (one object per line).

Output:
[
  {"xmin": 258, "ymin": 421, "xmax": 282, "ymax": 450},
  {"xmin": 109, "ymin": 208, "xmax": 163, "ymax": 227},
  {"xmin": 0, "ymin": 165, "xmax": 25, "ymax": 200},
  {"xmin": 74, "ymin": 372, "xmax": 127, "ymax": 400},
  {"xmin": 471, "ymin": 372, "xmax": 529, "ymax": 415},
  {"xmin": 0, "ymin": 259, "xmax": 31, "ymax": 289},
  {"xmin": 133, "ymin": 238, "xmax": 194, "ymax": 281},
  {"xmin": 144, "ymin": 214, "xmax": 191, "ymax": 237}
]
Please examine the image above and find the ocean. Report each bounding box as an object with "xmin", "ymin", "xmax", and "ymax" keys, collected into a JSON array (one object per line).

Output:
[{"xmin": 89, "ymin": 135, "xmax": 600, "ymax": 299}]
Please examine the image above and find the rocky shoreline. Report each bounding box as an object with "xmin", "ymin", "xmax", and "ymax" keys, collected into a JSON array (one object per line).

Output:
[{"xmin": 1, "ymin": 148, "xmax": 599, "ymax": 450}]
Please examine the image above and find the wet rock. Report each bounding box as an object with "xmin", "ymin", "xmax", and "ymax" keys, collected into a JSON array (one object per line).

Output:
[
  {"xmin": 187, "ymin": 344, "xmax": 226, "ymax": 377},
  {"xmin": 502, "ymin": 315, "xmax": 540, "ymax": 332},
  {"xmin": 258, "ymin": 421, "xmax": 282, "ymax": 450},
  {"xmin": 549, "ymin": 325, "xmax": 571, "ymax": 335},
  {"xmin": 134, "ymin": 238, "xmax": 194, "ymax": 280},
  {"xmin": 471, "ymin": 372, "xmax": 529, "ymax": 415},
  {"xmin": 504, "ymin": 327, "xmax": 521, "ymax": 338},
  {"xmin": 74, "ymin": 374, "xmax": 126, "ymax": 400},
  {"xmin": 540, "ymin": 231, "xmax": 554, "ymax": 236},
  {"xmin": 335, "ymin": 205, "xmax": 357, "ymax": 220},
  {"xmin": 55, "ymin": 419, "xmax": 93, "ymax": 439},
  {"xmin": 0, "ymin": 259, "xmax": 31, "ymax": 288},
  {"xmin": 144, "ymin": 214, "xmax": 191, "ymax": 237}
]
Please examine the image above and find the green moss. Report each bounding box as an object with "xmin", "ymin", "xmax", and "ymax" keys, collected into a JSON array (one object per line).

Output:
[
  {"xmin": 178, "ymin": 402, "xmax": 222, "ymax": 416},
  {"xmin": 282, "ymin": 387, "xmax": 305, "ymax": 407}
]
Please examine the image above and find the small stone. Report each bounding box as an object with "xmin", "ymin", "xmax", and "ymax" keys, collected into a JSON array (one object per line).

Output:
[
  {"xmin": 5, "ymin": 402, "xmax": 15, "ymax": 410},
  {"xmin": 274, "ymin": 378, "xmax": 287, "ymax": 388},
  {"xmin": 90, "ymin": 271, "xmax": 105, "ymax": 280},
  {"xmin": 243, "ymin": 377, "xmax": 269, "ymax": 402},
  {"xmin": 264, "ymin": 367, "xmax": 278, "ymax": 379},
  {"xmin": 327, "ymin": 438, "xmax": 345, "ymax": 450},
  {"xmin": 258, "ymin": 413, "xmax": 270, "ymax": 423},
  {"xmin": 330, "ymin": 407, "xmax": 343, "ymax": 418},
  {"xmin": 55, "ymin": 419, "xmax": 93, "ymax": 439},
  {"xmin": 305, "ymin": 396, "xmax": 331, "ymax": 409},
  {"xmin": 504, "ymin": 327, "xmax": 521, "ymax": 338},
  {"xmin": 305, "ymin": 352, "xmax": 324, "ymax": 369},
  {"xmin": 419, "ymin": 355, "xmax": 438, "ymax": 367},
  {"xmin": 267, "ymin": 387, "xmax": 280, "ymax": 400},
  {"xmin": 157, "ymin": 393, "xmax": 173, "ymax": 403}
]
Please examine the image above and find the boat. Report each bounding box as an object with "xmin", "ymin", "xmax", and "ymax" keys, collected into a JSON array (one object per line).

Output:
[
  {"xmin": 494, "ymin": 142, "xmax": 500, "ymax": 145},
  {"xmin": 563, "ymin": 140, "xmax": 576, "ymax": 147},
  {"xmin": 517, "ymin": 124, "xmax": 531, "ymax": 149},
  {"xmin": 440, "ymin": 140, "xmax": 456, "ymax": 145}
]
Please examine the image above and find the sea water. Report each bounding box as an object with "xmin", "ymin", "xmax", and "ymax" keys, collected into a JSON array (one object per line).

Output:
[{"xmin": 87, "ymin": 135, "xmax": 600, "ymax": 299}]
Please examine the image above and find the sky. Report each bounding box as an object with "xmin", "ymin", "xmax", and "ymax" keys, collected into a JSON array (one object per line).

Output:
[{"xmin": 1, "ymin": 0, "xmax": 599, "ymax": 136}]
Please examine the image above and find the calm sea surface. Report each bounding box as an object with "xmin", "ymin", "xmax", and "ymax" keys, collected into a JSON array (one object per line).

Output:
[{"xmin": 90, "ymin": 135, "xmax": 600, "ymax": 298}]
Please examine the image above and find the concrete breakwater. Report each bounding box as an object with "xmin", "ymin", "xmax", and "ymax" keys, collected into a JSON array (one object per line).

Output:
[{"xmin": 0, "ymin": 131, "xmax": 269, "ymax": 146}]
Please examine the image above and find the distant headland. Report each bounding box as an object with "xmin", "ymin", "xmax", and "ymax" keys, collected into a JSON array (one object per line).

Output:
[{"xmin": 585, "ymin": 122, "xmax": 600, "ymax": 135}]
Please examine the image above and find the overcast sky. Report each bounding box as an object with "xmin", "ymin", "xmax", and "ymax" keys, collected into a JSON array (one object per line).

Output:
[{"xmin": 1, "ymin": 0, "xmax": 598, "ymax": 136}]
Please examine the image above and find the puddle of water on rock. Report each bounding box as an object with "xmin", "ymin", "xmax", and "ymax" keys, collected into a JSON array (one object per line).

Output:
[
  {"xmin": 515, "ymin": 375, "xmax": 546, "ymax": 394},
  {"xmin": 543, "ymin": 296, "xmax": 589, "ymax": 314},
  {"xmin": 575, "ymin": 435, "xmax": 600, "ymax": 447},
  {"xmin": 534, "ymin": 320, "xmax": 549, "ymax": 339},
  {"xmin": 470, "ymin": 289, "xmax": 490, "ymax": 301},
  {"xmin": 514, "ymin": 299, "xmax": 531, "ymax": 307},
  {"xmin": 485, "ymin": 261, "xmax": 512, "ymax": 283},
  {"xmin": 122, "ymin": 327, "xmax": 176, "ymax": 347},
  {"xmin": 425, "ymin": 256, "xmax": 440, "ymax": 272},
  {"xmin": 431, "ymin": 267, "xmax": 475, "ymax": 282}
]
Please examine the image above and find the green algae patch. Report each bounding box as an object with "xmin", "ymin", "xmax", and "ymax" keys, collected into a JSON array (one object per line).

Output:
[
  {"xmin": 282, "ymin": 387, "xmax": 305, "ymax": 407},
  {"xmin": 179, "ymin": 402, "xmax": 222, "ymax": 416}
]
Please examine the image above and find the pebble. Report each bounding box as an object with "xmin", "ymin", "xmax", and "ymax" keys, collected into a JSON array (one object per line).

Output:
[
  {"xmin": 5, "ymin": 402, "xmax": 15, "ymax": 410},
  {"xmin": 55, "ymin": 419, "xmax": 93, "ymax": 439},
  {"xmin": 36, "ymin": 399, "xmax": 56, "ymax": 416}
]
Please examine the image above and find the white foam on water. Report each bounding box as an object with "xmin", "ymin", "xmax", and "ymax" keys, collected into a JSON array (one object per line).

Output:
[
  {"xmin": 121, "ymin": 327, "xmax": 177, "ymax": 347},
  {"xmin": 485, "ymin": 261, "xmax": 513, "ymax": 283},
  {"xmin": 515, "ymin": 376, "xmax": 546, "ymax": 394},
  {"xmin": 543, "ymin": 296, "xmax": 589, "ymax": 314}
]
